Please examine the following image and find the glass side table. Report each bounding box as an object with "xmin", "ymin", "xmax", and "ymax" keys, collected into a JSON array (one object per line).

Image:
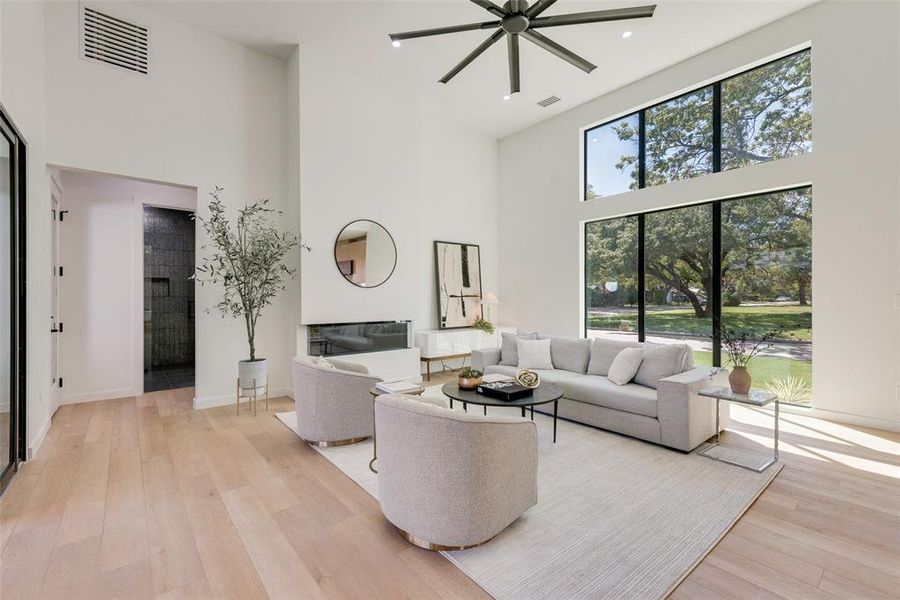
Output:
[
  {"xmin": 368, "ymin": 384, "xmax": 425, "ymax": 473},
  {"xmin": 697, "ymin": 386, "xmax": 779, "ymax": 472}
]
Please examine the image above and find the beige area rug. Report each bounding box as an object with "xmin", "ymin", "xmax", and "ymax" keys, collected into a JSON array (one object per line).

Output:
[{"xmin": 276, "ymin": 387, "xmax": 781, "ymax": 599}]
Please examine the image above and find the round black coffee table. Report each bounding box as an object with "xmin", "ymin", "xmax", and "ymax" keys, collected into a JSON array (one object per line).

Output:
[{"xmin": 440, "ymin": 382, "xmax": 564, "ymax": 443}]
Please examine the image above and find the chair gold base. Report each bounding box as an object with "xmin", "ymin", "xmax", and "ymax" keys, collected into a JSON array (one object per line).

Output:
[
  {"xmin": 301, "ymin": 436, "xmax": 370, "ymax": 448},
  {"xmin": 395, "ymin": 527, "xmax": 496, "ymax": 552}
]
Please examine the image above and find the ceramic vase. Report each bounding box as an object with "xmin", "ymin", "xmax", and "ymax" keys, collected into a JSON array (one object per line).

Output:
[{"xmin": 729, "ymin": 365, "xmax": 751, "ymax": 395}]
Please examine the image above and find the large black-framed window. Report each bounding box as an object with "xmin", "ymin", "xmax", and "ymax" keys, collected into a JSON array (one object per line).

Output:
[
  {"xmin": 583, "ymin": 48, "xmax": 811, "ymax": 200},
  {"xmin": 584, "ymin": 186, "xmax": 812, "ymax": 406},
  {"xmin": 0, "ymin": 103, "xmax": 27, "ymax": 496}
]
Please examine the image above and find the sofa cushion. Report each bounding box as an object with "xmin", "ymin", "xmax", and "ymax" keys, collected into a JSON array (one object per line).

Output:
[
  {"xmin": 607, "ymin": 347, "xmax": 644, "ymax": 385},
  {"xmin": 633, "ymin": 343, "xmax": 692, "ymax": 390},
  {"xmin": 500, "ymin": 332, "xmax": 538, "ymax": 366},
  {"xmin": 586, "ymin": 337, "xmax": 643, "ymax": 376},
  {"xmin": 484, "ymin": 365, "xmax": 583, "ymax": 388},
  {"xmin": 545, "ymin": 337, "xmax": 592, "ymax": 374},
  {"xmin": 517, "ymin": 339, "xmax": 554, "ymax": 370},
  {"xmin": 563, "ymin": 375, "xmax": 659, "ymax": 418}
]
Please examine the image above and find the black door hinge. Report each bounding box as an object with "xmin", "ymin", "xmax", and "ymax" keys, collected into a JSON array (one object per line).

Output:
[
  {"xmin": 59, "ymin": 377, "xmax": 63, "ymax": 388},
  {"xmin": 59, "ymin": 266, "xmax": 64, "ymax": 276},
  {"xmin": 59, "ymin": 210, "xmax": 69, "ymax": 221},
  {"xmin": 59, "ymin": 322, "xmax": 64, "ymax": 333}
]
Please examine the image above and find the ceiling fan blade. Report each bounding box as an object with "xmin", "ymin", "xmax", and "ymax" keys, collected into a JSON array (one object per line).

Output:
[
  {"xmin": 439, "ymin": 29, "xmax": 506, "ymax": 84},
  {"xmin": 389, "ymin": 20, "xmax": 500, "ymax": 42},
  {"xmin": 529, "ymin": 5, "xmax": 656, "ymax": 28},
  {"xmin": 525, "ymin": 0, "xmax": 558, "ymax": 18},
  {"xmin": 470, "ymin": 0, "xmax": 508, "ymax": 18},
  {"xmin": 508, "ymin": 33, "xmax": 520, "ymax": 93},
  {"xmin": 520, "ymin": 29, "xmax": 596, "ymax": 73}
]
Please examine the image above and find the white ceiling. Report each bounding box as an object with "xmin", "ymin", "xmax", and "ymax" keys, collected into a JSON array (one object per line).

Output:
[{"xmin": 142, "ymin": 0, "xmax": 818, "ymax": 139}]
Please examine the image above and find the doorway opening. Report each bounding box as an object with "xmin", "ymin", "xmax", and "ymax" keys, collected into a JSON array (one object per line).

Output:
[
  {"xmin": 55, "ymin": 169, "xmax": 196, "ymax": 403},
  {"xmin": 143, "ymin": 206, "xmax": 195, "ymax": 392}
]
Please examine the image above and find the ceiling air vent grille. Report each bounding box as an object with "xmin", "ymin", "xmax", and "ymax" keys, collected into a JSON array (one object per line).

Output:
[
  {"xmin": 537, "ymin": 95, "xmax": 561, "ymax": 108},
  {"xmin": 81, "ymin": 5, "xmax": 149, "ymax": 75}
]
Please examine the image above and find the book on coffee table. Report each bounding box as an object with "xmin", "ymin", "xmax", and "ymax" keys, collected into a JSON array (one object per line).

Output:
[
  {"xmin": 482, "ymin": 373, "xmax": 515, "ymax": 383},
  {"xmin": 375, "ymin": 381, "xmax": 422, "ymax": 394},
  {"xmin": 476, "ymin": 381, "xmax": 534, "ymax": 401}
]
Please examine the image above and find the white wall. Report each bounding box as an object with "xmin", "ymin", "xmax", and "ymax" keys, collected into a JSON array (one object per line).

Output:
[
  {"xmin": 498, "ymin": 0, "xmax": 900, "ymax": 430},
  {"xmin": 1, "ymin": 0, "xmax": 55, "ymax": 457},
  {"xmin": 57, "ymin": 170, "xmax": 195, "ymax": 404},
  {"xmin": 297, "ymin": 38, "xmax": 499, "ymax": 337},
  {"xmin": 42, "ymin": 1, "xmax": 294, "ymax": 409}
]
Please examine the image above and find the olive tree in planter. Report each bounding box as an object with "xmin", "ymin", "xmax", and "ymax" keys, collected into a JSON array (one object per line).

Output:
[{"xmin": 193, "ymin": 186, "xmax": 308, "ymax": 397}]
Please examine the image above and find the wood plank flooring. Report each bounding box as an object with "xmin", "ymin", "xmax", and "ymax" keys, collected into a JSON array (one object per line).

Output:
[{"xmin": 1, "ymin": 374, "xmax": 898, "ymax": 599}]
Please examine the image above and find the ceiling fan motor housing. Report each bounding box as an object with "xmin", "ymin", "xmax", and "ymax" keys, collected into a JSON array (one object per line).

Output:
[{"xmin": 502, "ymin": 14, "xmax": 530, "ymax": 34}]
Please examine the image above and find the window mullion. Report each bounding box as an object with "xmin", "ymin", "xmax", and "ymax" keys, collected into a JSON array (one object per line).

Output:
[
  {"xmin": 712, "ymin": 82, "xmax": 722, "ymax": 173},
  {"xmin": 712, "ymin": 202, "xmax": 722, "ymax": 366},
  {"xmin": 638, "ymin": 213, "xmax": 646, "ymax": 342},
  {"xmin": 638, "ymin": 110, "xmax": 646, "ymax": 188}
]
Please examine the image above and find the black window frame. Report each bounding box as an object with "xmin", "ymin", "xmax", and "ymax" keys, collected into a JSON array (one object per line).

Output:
[
  {"xmin": 583, "ymin": 184, "xmax": 812, "ymax": 373},
  {"xmin": 582, "ymin": 47, "xmax": 810, "ymax": 201}
]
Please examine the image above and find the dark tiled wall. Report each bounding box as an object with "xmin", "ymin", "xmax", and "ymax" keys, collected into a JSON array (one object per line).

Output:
[{"xmin": 143, "ymin": 207, "xmax": 195, "ymax": 369}]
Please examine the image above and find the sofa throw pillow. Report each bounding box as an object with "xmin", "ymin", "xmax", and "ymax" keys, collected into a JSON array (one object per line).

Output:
[
  {"xmin": 587, "ymin": 338, "xmax": 643, "ymax": 376},
  {"xmin": 607, "ymin": 347, "xmax": 644, "ymax": 385},
  {"xmin": 500, "ymin": 332, "xmax": 538, "ymax": 366},
  {"xmin": 315, "ymin": 356, "xmax": 336, "ymax": 369},
  {"xmin": 517, "ymin": 338, "xmax": 554, "ymax": 370},
  {"xmin": 546, "ymin": 337, "xmax": 592, "ymax": 373},
  {"xmin": 633, "ymin": 343, "xmax": 690, "ymax": 389}
]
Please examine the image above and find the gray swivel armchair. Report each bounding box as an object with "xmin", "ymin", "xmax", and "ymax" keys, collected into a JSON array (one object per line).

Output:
[
  {"xmin": 375, "ymin": 394, "xmax": 538, "ymax": 550},
  {"xmin": 292, "ymin": 356, "xmax": 381, "ymax": 446}
]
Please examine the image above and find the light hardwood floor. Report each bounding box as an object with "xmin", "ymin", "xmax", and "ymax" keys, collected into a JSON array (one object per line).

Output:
[{"xmin": 1, "ymin": 372, "xmax": 898, "ymax": 599}]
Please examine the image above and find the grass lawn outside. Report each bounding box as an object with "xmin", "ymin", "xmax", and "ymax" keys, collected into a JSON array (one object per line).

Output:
[
  {"xmin": 691, "ymin": 351, "xmax": 811, "ymax": 405},
  {"xmin": 588, "ymin": 304, "xmax": 812, "ymax": 341}
]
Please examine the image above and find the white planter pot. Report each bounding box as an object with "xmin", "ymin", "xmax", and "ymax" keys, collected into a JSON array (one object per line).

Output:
[{"xmin": 238, "ymin": 358, "xmax": 267, "ymax": 394}]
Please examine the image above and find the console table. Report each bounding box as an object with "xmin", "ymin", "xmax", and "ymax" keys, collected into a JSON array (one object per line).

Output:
[{"xmin": 415, "ymin": 326, "xmax": 515, "ymax": 381}]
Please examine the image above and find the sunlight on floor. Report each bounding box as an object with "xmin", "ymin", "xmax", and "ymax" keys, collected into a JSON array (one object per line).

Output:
[{"xmin": 728, "ymin": 404, "xmax": 900, "ymax": 479}]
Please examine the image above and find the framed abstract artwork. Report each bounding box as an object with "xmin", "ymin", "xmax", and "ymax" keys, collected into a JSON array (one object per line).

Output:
[{"xmin": 434, "ymin": 241, "xmax": 483, "ymax": 329}]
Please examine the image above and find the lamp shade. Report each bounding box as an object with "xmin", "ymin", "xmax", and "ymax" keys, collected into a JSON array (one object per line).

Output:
[{"xmin": 481, "ymin": 292, "xmax": 500, "ymax": 305}]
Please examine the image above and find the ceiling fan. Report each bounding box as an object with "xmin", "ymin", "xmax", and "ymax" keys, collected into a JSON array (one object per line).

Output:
[{"xmin": 389, "ymin": 1, "xmax": 657, "ymax": 96}]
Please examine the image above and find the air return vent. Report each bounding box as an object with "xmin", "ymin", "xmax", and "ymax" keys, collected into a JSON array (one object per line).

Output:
[
  {"xmin": 537, "ymin": 95, "xmax": 561, "ymax": 108},
  {"xmin": 81, "ymin": 5, "xmax": 149, "ymax": 75}
]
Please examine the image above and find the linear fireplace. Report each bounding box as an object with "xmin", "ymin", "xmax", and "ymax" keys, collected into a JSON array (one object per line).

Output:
[{"xmin": 307, "ymin": 321, "xmax": 411, "ymax": 358}]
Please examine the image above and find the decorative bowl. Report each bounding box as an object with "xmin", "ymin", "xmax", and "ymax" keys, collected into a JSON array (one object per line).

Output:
[{"xmin": 458, "ymin": 376, "xmax": 483, "ymax": 390}]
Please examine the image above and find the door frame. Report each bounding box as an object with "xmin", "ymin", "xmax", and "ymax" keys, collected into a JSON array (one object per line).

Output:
[{"xmin": 0, "ymin": 102, "xmax": 27, "ymax": 495}]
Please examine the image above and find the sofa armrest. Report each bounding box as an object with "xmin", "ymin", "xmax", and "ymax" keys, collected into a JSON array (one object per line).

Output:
[
  {"xmin": 656, "ymin": 367, "xmax": 729, "ymax": 452},
  {"xmin": 471, "ymin": 347, "xmax": 502, "ymax": 371}
]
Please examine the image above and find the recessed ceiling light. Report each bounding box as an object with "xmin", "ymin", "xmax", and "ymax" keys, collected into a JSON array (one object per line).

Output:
[
  {"xmin": 502, "ymin": 94, "xmax": 511, "ymax": 101},
  {"xmin": 621, "ymin": 30, "xmax": 633, "ymax": 39},
  {"xmin": 391, "ymin": 40, "xmax": 402, "ymax": 48}
]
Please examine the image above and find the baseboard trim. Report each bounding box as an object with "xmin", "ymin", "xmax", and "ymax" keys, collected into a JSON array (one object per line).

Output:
[
  {"xmin": 61, "ymin": 388, "xmax": 140, "ymax": 405},
  {"xmin": 27, "ymin": 414, "xmax": 54, "ymax": 460},
  {"xmin": 193, "ymin": 386, "xmax": 292, "ymax": 410},
  {"xmin": 808, "ymin": 407, "xmax": 900, "ymax": 433}
]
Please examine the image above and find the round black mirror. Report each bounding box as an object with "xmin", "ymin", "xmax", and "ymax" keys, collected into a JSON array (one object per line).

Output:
[{"xmin": 334, "ymin": 220, "xmax": 397, "ymax": 288}]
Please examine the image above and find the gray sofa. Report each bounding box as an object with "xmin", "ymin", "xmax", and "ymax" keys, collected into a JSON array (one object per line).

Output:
[{"xmin": 472, "ymin": 335, "xmax": 728, "ymax": 452}]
